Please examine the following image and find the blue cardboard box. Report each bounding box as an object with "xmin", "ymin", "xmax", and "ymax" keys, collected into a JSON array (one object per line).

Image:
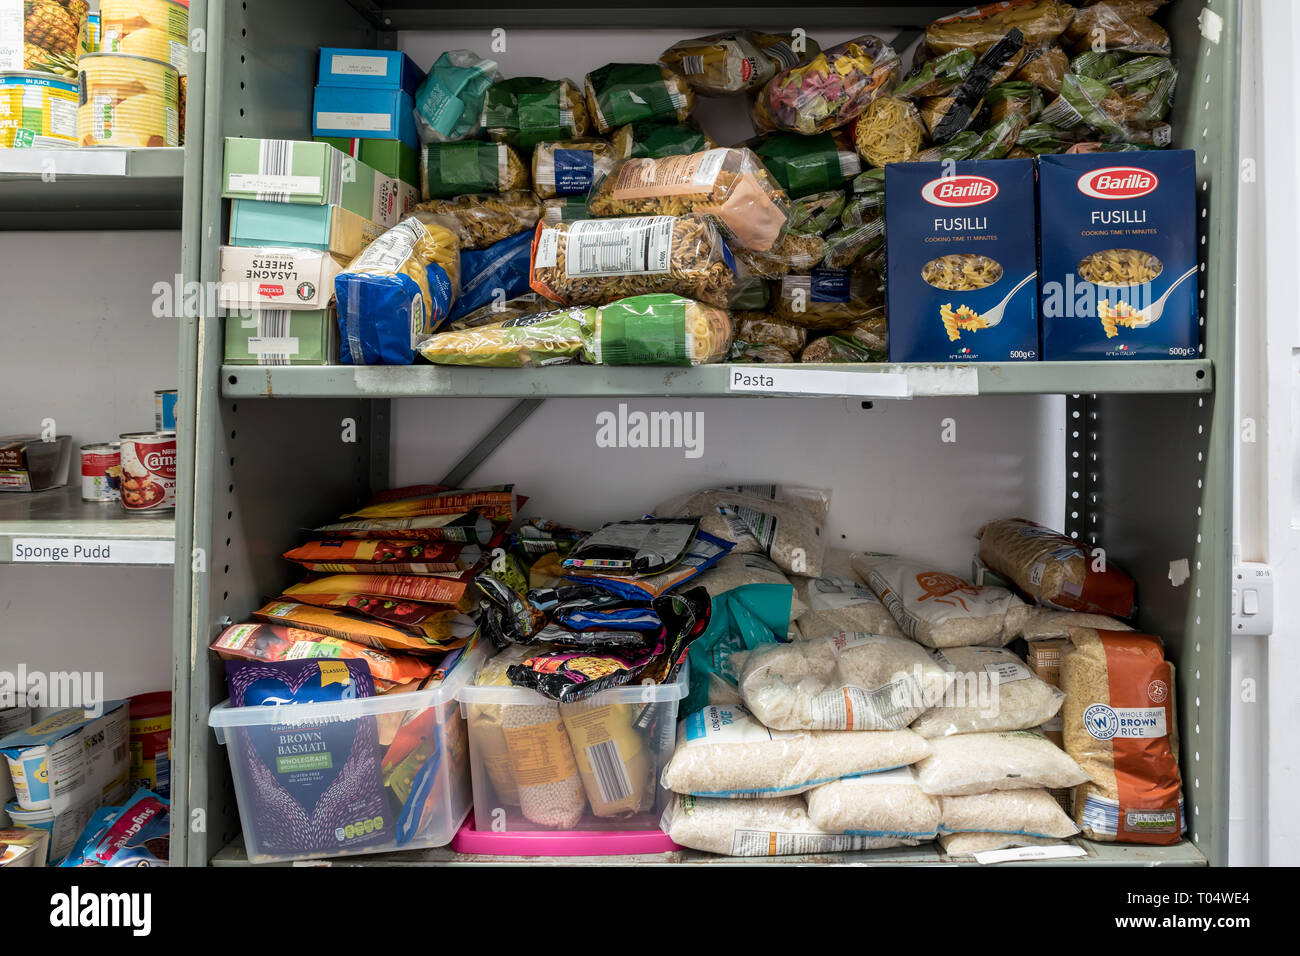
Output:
[
  {"xmin": 313, "ymin": 86, "xmax": 420, "ymax": 153},
  {"xmin": 885, "ymin": 159, "xmax": 1039, "ymax": 362},
  {"xmin": 317, "ymin": 48, "xmax": 426, "ymax": 95},
  {"xmin": 1037, "ymin": 151, "xmax": 1198, "ymax": 360}
]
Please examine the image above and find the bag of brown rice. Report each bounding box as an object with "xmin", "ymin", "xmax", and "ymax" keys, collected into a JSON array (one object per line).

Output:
[
  {"xmin": 939, "ymin": 788, "xmax": 1080, "ymax": 837},
  {"xmin": 1016, "ymin": 606, "xmax": 1133, "ymax": 642},
  {"xmin": 914, "ymin": 730, "xmax": 1090, "ymax": 796},
  {"xmin": 804, "ymin": 766, "xmax": 941, "ymax": 837},
  {"xmin": 794, "ymin": 548, "xmax": 903, "ymax": 641},
  {"xmin": 909, "ymin": 646, "xmax": 1065, "ymax": 738},
  {"xmin": 662, "ymin": 793, "xmax": 923, "ymax": 856},
  {"xmin": 853, "ymin": 554, "xmax": 1032, "ymax": 648},
  {"xmin": 977, "ymin": 517, "xmax": 1137, "ymax": 617},
  {"xmin": 1061, "ymin": 627, "xmax": 1184, "ymax": 844},
  {"xmin": 939, "ymin": 831, "xmax": 1067, "ymax": 858},
  {"xmin": 661, "ymin": 704, "xmax": 930, "ymax": 798},
  {"xmin": 739, "ymin": 633, "xmax": 952, "ymax": 732}
]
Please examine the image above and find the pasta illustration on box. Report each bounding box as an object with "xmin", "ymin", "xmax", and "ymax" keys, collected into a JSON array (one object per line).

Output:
[
  {"xmin": 885, "ymin": 159, "xmax": 1039, "ymax": 362},
  {"xmin": 1038, "ymin": 152, "xmax": 1198, "ymax": 360}
]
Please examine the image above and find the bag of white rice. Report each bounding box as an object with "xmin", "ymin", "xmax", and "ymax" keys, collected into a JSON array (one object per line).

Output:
[
  {"xmin": 852, "ymin": 554, "xmax": 1031, "ymax": 648},
  {"xmin": 914, "ymin": 730, "xmax": 1090, "ymax": 797},
  {"xmin": 739, "ymin": 632, "xmax": 952, "ymax": 731},
  {"xmin": 804, "ymin": 766, "xmax": 941, "ymax": 838},
  {"xmin": 655, "ymin": 484, "xmax": 829, "ymax": 577},
  {"xmin": 793, "ymin": 548, "xmax": 903, "ymax": 640},
  {"xmin": 662, "ymin": 793, "xmax": 923, "ymax": 856},
  {"xmin": 1016, "ymin": 607, "xmax": 1133, "ymax": 642},
  {"xmin": 691, "ymin": 552, "xmax": 808, "ymax": 620},
  {"xmin": 938, "ymin": 788, "xmax": 1080, "ymax": 837},
  {"xmin": 661, "ymin": 704, "xmax": 930, "ymax": 798},
  {"xmin": 909, "ymin": 646, "xmax": 1065, "ymax": 738},
  {"xmin": 939, "ymin": 832, "xmax": 1067, "ymax": 858}
]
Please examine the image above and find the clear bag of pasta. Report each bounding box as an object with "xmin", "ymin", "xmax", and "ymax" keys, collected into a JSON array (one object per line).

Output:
[
  {"xmin": 853, "ymin": 96, "xmax": 928, "ymax": 166},
  {"xmin": 581, "ymin": 294, "xmax": 732, "ymax": 366},
  {"xmin": 733, "ymin": 232, "xmax": 826, "ymax": 280},
  {"xmin": 532, "ymin": 138, "xmax": 619, "ymax": 199},
  {"xmin": 921, "ymin": 0, "xmax": 1076, "ymax": 59},
  {"xmin": 481, "ymin": 77, "xmax": 591, "ymax": 149},
  {"xmin": 584, "ymin": 63, "xmax": 695, "ymax": 134},
  {"xmin": 729, "ymin": 341, "xmax": 797, "ymax": 363},
  {"xmin": 415, "ymin": 191, "xmax": 541, "ymax": 250},
  {"xmin": 587, "ymin": 147, "xmax": 790, "ymax": 253},
  {"xmin": 800, "ymin": 334, "xmax": 887, "ymax": 363},
  {"xmin": 420, "ymin": 141, "xmax": 530, "ymax": 200},
  {"xmin": 773, "ymin": 267, "xmax": 879, "ymax": 331},
  {"xmin": 895, "ymin": 49, "xmax": 976, "ymax": 98},
  {"xmin": 1013, "ymin": 43, "xmax": 1070, "ymax": 95},
  {"xmin": 754, "ymin": 35, "xmax": 900, "ymax": 135},
  {"xmin": 822, "ymin": 218, "xmax": 886, "ymax": 270},
  {"xmin": 419, "ymin": 306, "xmax": 596, "ymax": 367},
  {"xmin": 732, "ymin": 311, "xmax": 807, "ymax": 353},
  {"xmin": 1061, "ymin": 0, "xmax": 1172, "ymax": 56},
  {"xmin": 984, "ymin": 81, "xmax": 1046, "ymax": 125}
]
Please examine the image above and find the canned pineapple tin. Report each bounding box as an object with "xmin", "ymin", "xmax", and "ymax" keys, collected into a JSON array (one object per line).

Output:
[
  {"xmin": 100, "ymin": 0, "xmax": 189, "ymax": 75},
  {"xmin": 0, "ymin": 0, "xmax": 88, "ymax": 79},
  {"xmin": 77, "ymin": 51, "xmax": 178, "ymax": 147},
  {"xmin": 0, "ymin": 71, "xmax": 79, "ymax": 147}
]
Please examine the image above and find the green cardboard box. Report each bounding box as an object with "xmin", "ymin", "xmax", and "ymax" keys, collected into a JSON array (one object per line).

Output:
[
  {"xmin": 224, "ymin": 308, "xmax": 338, "ymax": 366},
  {"xmin": 315, "ymin": 136, "xmax": 420, "ymax": 188}
]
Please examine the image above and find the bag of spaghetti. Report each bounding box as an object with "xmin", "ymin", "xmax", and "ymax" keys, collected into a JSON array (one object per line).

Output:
[
  {"xmin": 611, "ymin": 121, "xmax": 716, "ymax": 161},
  {"xmin": 419, "ymin": 306, "xmax": 595, "ymax": 368},
  {"xmin": 754, "ymin": 35, "xmax": 899, "ymax": 135},
  {"xmin": 853, "ymin": 96, "xmax": 927, "ymax": 167},
  {"xmin": 921, "ymin": 0, "xmax": 1076, "ymax": 59},
  {"xmin": 584, "ymin": 63, "xmax": 695, "ymax": 134},
  {"xmin": 580, "ymin": 294, "xmax": 731, "ymax": 366},
  {"xmin": 420, "ymin": 141, "xmax": 530, "ymax": 200},
  {"xmin": 529, "ymin": 216, "xmax": 737, "ymax": 308},
  {"xmin": 773, "ymin": 268, "xmax": 877, "ymax": 330},
  {"xmin": 751, "ymin": 132, "xmax": 861, "ymax": 199},
  {"xmin": 415, "ymin": 191, "xmax": 541, "ymax": 250},
  {"xmin": 335, "ymin": 214, "xmax": 461, "ymax": 365},
  {"xmin": 481, "ymin": 77, "xmax": 590, "ymax": 149},
  {"xmin": 587, "ymin": 148, "xmax": 790, "ymax": 253},
  {"xmin": 532, "ymin": 139, "xmax": 619, "ymax": 199}
]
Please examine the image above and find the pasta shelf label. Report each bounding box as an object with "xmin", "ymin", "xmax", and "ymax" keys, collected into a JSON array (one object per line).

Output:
[
  {"xmin": 1037, "ymin": 151, "xmax": 1198, "ymax": 360},
  {"xmin": 884, "ymin": 159, "xmax": 1039, "ymax": 363}
]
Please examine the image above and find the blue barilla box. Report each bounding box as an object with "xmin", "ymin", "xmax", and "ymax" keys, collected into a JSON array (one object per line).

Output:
[
  {"xmin": 313, "ymin": 86, "xmax": 420, "ymax": 153},
  {"xmin": 885, "ymin": 158, "xmax": 1039, "ymax": 362},
  {"xmin": 317, "ymin": 48, "xmax": 426, "ymax": 95},
  {"xmin": 1038, "ymin": 150, "xmax": 1198, "ymax": 360}
]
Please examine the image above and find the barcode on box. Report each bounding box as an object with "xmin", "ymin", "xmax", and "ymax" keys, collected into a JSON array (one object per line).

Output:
[{"xmin": 586, "ymin": 740, "xmax": 632, "ymax": 804}]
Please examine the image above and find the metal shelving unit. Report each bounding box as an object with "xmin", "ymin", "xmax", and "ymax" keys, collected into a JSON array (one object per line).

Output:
[
  {"xmin": 178, "ymin": 0, "xmax": 1240, "ymax": 867},
  {"xmin": 0, "ymin": 485, "xmax": 174, "ymax": 565},
  {"xmin": 0, "ymin": 147, "xmax": 186, "ymax": 230}
]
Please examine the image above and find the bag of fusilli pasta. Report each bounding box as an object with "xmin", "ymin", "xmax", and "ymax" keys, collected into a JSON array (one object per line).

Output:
[
  {"xmin": 529, "ymin": 216, "xmax": 737, "ymax": 308},
  {"xmin": 580, "ymin": 294, "xmax": 732, "ymax": 366}
]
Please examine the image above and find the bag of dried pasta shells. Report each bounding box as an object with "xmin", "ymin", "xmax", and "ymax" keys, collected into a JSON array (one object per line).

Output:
[
  {"xmin": 482, "ymin": 77, "xmax": 590, "ymax": 149},
  {"xmin": 751, "ymin": 132, "xmax": 862, "ymax": 200},
  {"xmin": 732, "ymin": 312, "xmax": 807, "ymax": 354},
  {"xmin": 1062, "ymin": 0, "xmax": 1171, "ymax": 56},
  {"xmin": 977, "ymin": 517, "xmax": 1137, "ymax": 618},
  {"xmin": 728, "ymin": 341, "xmax": 796, "ymax": 363},
  {"xmin": 895, "ymin": 49, "xmax": 976, "ymax": 99},
  {"xmin": 773, "ymin": 268, "xmax": 878, "ymax": 330},
  {"xmin": 853, "ymin": 96, "xmax": 927, "ymax": 166},
  {"xmin": 733, "ymin": 232, "xmax": 825, "ymax": 280},
  {"xmin": 532, "ymin": 138, "xmax": 619, "ymax": 199},
  {"xmin": 335, "ymin": 214, "xmax": 461, "ymax": 365},
  {"xmin": 611, "ymin": 121, "xmax": 716, "ymax": 160},
  {"xmin": 540, "ymin": 195, "xmax": 592, "ymax": 227},
  {"xmin": 754, "ymin": 35, "xmax": 900, "ymax": 136},
  {"xmin": 529, "ymin": 216, "xmax": 737, "ymax": 308},
  {"xmin": 1013, "ymin": 43, "xmax": 1070, "ymax": 95},
  {"xmin": 420, "ymin": 141, "xmax": 529, "ymax": 200},
  {"xmin": 419, "ymin": 305, "xmax": 596, "ymax": 367},
  {"xmin": 587, "ymin": 147, "xmax": 790, "ymax": 253},
  {"xmin": 580, "ymin": 293, "xmax": 732, "ymax": 366},
  {"xmin": 921, "ymin": 0, "xmax": 1076, "ymax": 58},
  {"xmin": 415, "ymin": 190, "xmax": 541, "ymax": 250},
  {"xmin": 584, "ymin": 63, "xmax": 695, "ymax": 134}
]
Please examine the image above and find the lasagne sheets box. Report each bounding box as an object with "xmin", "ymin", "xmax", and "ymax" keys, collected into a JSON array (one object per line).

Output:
[
  {"xmin": 1037, "ymin": 150, "xmax": 1198, "ymax": 360},
  {"xmin": 886, "ymin": 159, "xmax": 1038, "ymax": 362}
]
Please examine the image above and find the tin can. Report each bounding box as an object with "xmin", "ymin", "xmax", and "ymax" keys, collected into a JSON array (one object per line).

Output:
[
  {"xmin": 118, "ymin": 431, "xmax": 175, "ymax": 512},
  {"xmin": 0, "ymin": 71, "xmax": 79, "ymax": 147},
  {"xmin": 79, "ymin": 441, "xmax": 121, "ymax": 503},
  {"xmin": 154, "ymin": 389, "xmax": 177, "ymax": 431},
  {"xmin": 127, "ymin": 691, "xmax": 171, "ymax": 799},
  {"xmin": 80, "ymin": 12, "xmax": 100, "ymax": 54},
  {"xmin": 76, "ymin": 52, "xmax": 179, "ymax": 147},
  {"xmin": 100, "ymin": 0, "xmax": 189, "ymax": 75},
  {"xmin": 0, "ymin": 1, "xmax": 88, "ymax": 79}
]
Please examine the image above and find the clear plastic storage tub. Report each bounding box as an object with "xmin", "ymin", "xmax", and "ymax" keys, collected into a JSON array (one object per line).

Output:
[
  {"xmin": 457, "ymin": 651, "xmax": 688, "ymax": 832},
  {"xmin": 209, "ymin": 639, "xmax": 486, "ymax": 864}
]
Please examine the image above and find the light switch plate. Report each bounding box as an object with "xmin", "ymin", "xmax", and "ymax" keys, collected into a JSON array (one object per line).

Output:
[{"xmin": 1231, "ymin": 562, "xmax": 1274, "ymax": 636}]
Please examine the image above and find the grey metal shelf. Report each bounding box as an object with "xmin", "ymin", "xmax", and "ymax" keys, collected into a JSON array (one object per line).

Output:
[
  {"xmin": 0, "ymin": 147, "xmax": 185, "ymax": 230},
  {"xmin": 0, "ymin": 484, "xmax": 175, "ymax": 565},
  {"xmin": 221, "ymin": 360, "xmax": 1213, "ymax": 400},
  {"xmin": 210, "ymin": 835, "xmax": 1206, "ymax": 867}
]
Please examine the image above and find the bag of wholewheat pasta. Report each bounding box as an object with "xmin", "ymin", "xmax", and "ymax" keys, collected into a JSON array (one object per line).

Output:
[
  {"xmin": 977, "ymin": 518, "xmax": 1136, "ymax": 617},
  {"xmin": 1061, "ymin": 627, "xmax": 1183, "ymax": 844}
]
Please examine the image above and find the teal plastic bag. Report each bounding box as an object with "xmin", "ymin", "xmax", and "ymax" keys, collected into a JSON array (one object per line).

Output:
[
  {"xmin": 415, "ymin": 51, "xmax": 500, "ymax": 143},
  {"xmin": 685, "ymin": 582, "xmax": 793, "ymax": 715}
]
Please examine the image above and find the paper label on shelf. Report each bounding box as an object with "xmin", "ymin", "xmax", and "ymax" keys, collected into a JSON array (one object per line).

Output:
[
  {"xmin": 972, "ymin": 845, "xmax": 1087, "ymax": 865},
  {"xmin": 727, "ymin": 367, "xmax": 912, "ymax": 398},
  {"xmin": 317, "ymin": 111, "xmax": 393, "ymax": 133},
  {"xmin": 0, "ymin": 149, "xmax": 128, "ymax": 176},
  {"xmin": 10, "ymin": 538, "xmax": 175, "ymax": 565}
]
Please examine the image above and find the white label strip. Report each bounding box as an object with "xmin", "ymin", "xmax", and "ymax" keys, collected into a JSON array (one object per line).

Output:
[
  {"xmin": 227, "ymin": 173, "xmax": 321, "ymax": 194},
  {"xmin": 0, "ymin": 149, "xmax": 128, "ymax": 176},
  {"xmin": 10, "ymin": 538, "xmax": 175, "ymax": 565},
  {"xmin": 901, "ymin": 365, "xmax": 981, "ymax": 396},
  {"xmin": 972, "ymin": 845, "xmax": 1087, "ymax": 865},
  {"xmin": 728, "ymin": 367, "xmax": 912, "ymax": 398},
  {"xmin": 248, "ymin": 336, "xmax": 300, "ymax": 355},
  {"xmin": 329, "ymin": 54, "xmax": 389, "ymax": 76},
  {"xmin": 316, "ymin": 110, "xmax": 393, "ymax": 133}
]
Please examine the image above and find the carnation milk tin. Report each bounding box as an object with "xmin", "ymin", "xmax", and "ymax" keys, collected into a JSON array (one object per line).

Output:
[
  {"xmin": 79, "ymin": 441, "xmax": 121, "ymax": 503},
  {"xmin": 118, "ymin": 431, "xmax": 176, "ymax": 512},
  {"xmin": 154, "ymin": 388, "xmax": 177, "ymax": 431},
  {"xmin": 0, "ymin": 71, "xmax": 79, "ymax": 147}
]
